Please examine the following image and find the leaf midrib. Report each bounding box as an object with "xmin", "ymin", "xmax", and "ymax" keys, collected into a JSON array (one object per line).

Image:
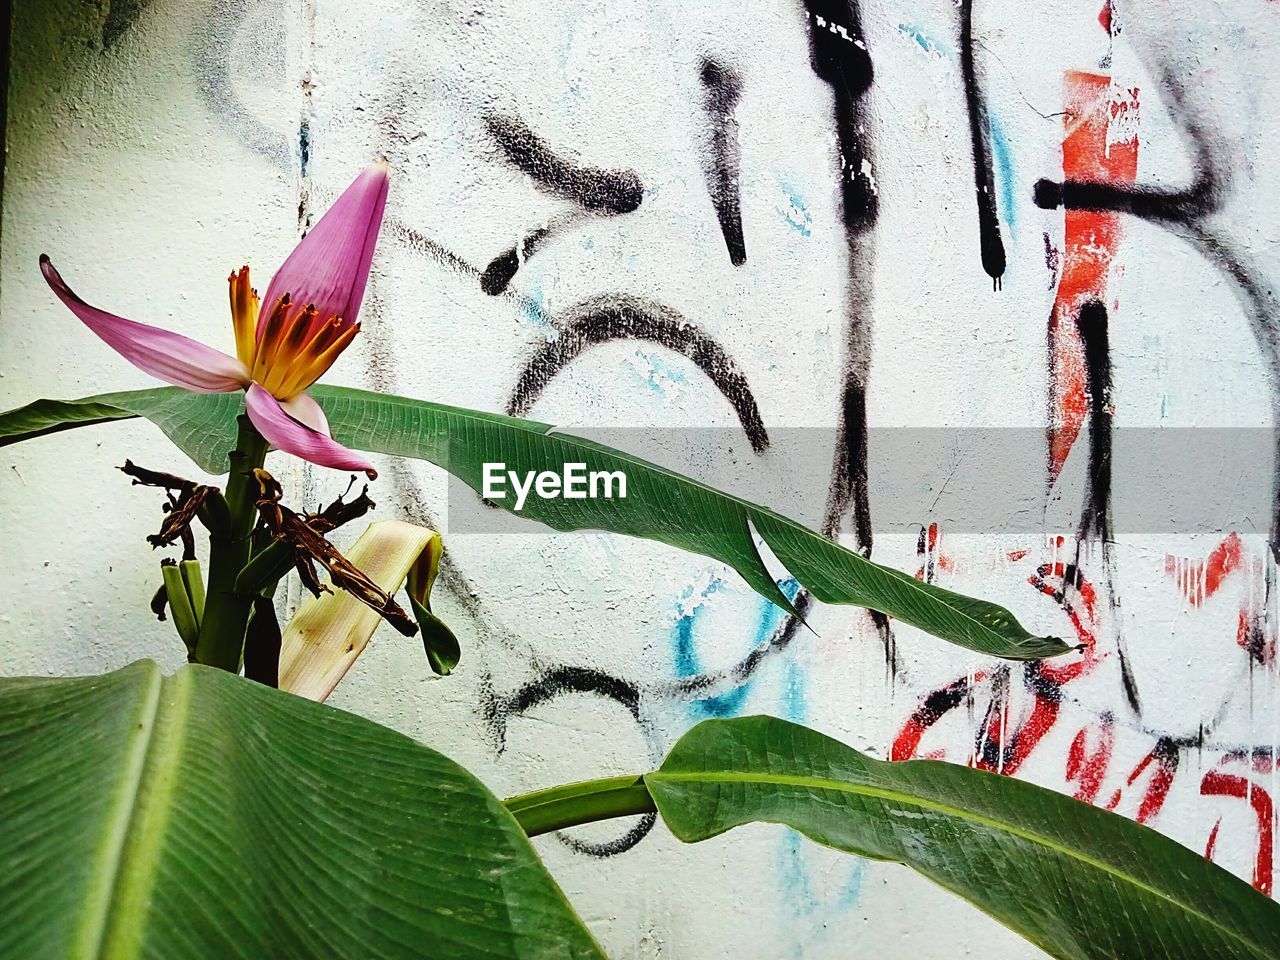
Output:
[
  {"xmin": 649, "ymin": 768, "xmax": 1271, "ymax": 960},
  {"xmin": 24, "ymin": 387, "xmax": 1047, "ymax": 653},
  {"xmin": 315, "ymin": 387, "xmax": 1034, "ymax": 651},
  {"xmin": 78, "ymin": 666, "xmax": 162, "ymax": 959},
  {"xmin": 86, "ymin": 666, "xmax": 192, "ymax": 960}
]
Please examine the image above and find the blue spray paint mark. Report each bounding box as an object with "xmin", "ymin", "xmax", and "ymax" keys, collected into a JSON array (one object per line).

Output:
[
  {"xmin": 988, "ymin": 114, "xmax": 1016, "ymax": 233},
  {"xmin": 777, "ymin": 830, "xmax": 866, "ymax": 918},
  {"xmin": 630, "ymin": 350, "xmax": 689, "ymax": 397},
  {"xmin": 671, "ymin": 576, "xmax": 742, "ymax": 717},
  {"xmin": 781, "ymin": 656, "xmax": 807, "ymax": 724},
  {"xmin": 896, "ymin": 23, "xmax": 955, "ymax": 60},
  {"xmin": 558, "ymin": 11, "xmax": 582, "ymax": 97},
  {"xmin": 518, "ymin": 274, "xmax": 555, "ymax": 337},
  {"xmin": 778, "ymin": 829, "xmax": 822, "ymax": 920},
  {"xmin": 775, "ymin": 658, "xmax": 865, "ymax": 923},
  {"xmin": 672, "ymin": 577, "xmax": 800, "ymax": 719},
  {"xmin": 558, "ymin": 14, "xmax": 577, "ymax": 73},
  {"xmin": 669, "ymin": 575, "xmax": 865, "ymax": 919},
  {"xmin": 775, "ymin": 656, "xmax": 862, "ymax": 918},
  {"xmin": 776, "ymin": 827, "xmax": 867, "ymax": 925},
  {"xmin": 777, "ymin": 182, "xmax": 813, "ymax": 238}
]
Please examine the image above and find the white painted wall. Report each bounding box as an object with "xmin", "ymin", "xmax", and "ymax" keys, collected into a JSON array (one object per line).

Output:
[{"xmin": 4, "ymin": 1, "xmax": 1279, "ymax": 957}]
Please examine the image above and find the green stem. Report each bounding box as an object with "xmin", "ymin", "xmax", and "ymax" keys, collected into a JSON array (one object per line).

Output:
[
  {"xmin": 194, "ymin": 415, "xmax": 269, "ymax": 671},
  {"xmin": 504, "ymin": 775, "xmax": 656, "ymax": 837}
]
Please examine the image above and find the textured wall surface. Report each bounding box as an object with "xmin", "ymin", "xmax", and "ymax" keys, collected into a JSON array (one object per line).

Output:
[{"xmin": 3, "ymin": 1, "xmax": 1280, "ymax": 957}]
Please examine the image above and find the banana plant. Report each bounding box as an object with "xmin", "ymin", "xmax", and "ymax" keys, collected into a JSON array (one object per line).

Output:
[
  {"xmin": 7, "ymin": 162, "xmax": 1061, "ymax": 662},
  {"xmin": 4, "ymin": 161, "xmax": 1271, "ymax": 960},
  {"xmin": 3, "ymin": 666, "xmax": 1276, "ymax": 960}
]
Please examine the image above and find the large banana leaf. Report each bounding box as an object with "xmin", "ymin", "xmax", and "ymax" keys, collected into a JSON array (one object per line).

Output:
[
  {"xmin": 640, "ymin": 716, "xmax": 1280, "ymax": 960},
  {"xmin": 0, "ymin": 662, "xmax": 604, "ymax": 960},
  {"xmin": 0, "ymin": 387, "xmax": 1067, "ymax": 660}
]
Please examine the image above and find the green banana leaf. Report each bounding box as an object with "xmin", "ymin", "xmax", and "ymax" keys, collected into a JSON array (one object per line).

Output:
[
  {"xmin": 0, "ymin": 386, "xmax": 1067, "ymax": 661},
  {"xmin": 641, "ymin": 716, "xmax": 1280, "ymax": 960},
  {"xmin": 0, "ymin": 662, "xmax": 604, "ymax": 960}
]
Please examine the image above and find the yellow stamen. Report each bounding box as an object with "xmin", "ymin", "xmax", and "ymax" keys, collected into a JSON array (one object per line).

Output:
[
  {"xmin": 251, "ymin": 294, "xmax": 295, "ymax": 385},
  {"xmin": 275, "ymin": 321, "xmax": 360, "ymax": 397},
  {"xmin": 235, "ymin": 275, "xmax": 361, "ymax": 400},
  {"xmin": 228, "ymin": 266, "xmax": 259, "ymax": 368},
  {"xmin": 260, "ymin": 304, "xmax": 321, "ymax": 396},
  {"xmin": 270, "ymin": 316, "xmax": 341, "ymax": 395}
]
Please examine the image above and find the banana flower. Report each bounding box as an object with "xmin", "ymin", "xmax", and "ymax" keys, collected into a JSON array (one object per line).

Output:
[{"xmin": 40, "ymin": 162, "xmax": 389, "ymax": 478}]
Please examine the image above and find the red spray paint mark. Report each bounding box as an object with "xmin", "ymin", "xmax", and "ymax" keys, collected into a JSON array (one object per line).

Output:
[
  {"xmin": 975, "ymin": 691, "xmax": 1059, "ymax": 776},
  {"xmin": 914, "ymin": 523, "xmax": 956, "ymax": 583},
  {"xmin": 892, "ymin": 559, "xmax": 1101, "ymax": 768},
  {"xmin": 967, "ymin": 558, "xmax": 1104, "ymax": 775},
  {"xmin": 1098, "ymin": 1, "xmax": 1113, "ymax": 35},
  {"xmin": 1047, "ymin": 73, "xmax": 1139, "ymax": 479},
  {"xmin": 1106, "ymin": 744, "xmax": 1178, "ymax": 824},
  {"xmin": 1163, "ymin": 532, "xmax": 1243, "ymax": 606},
  {"xmin": 1066, "ymin": 718, "xmax": 1115, "ymax": 803},
  {"xmin": 1202, "ymin": 766, "xmax": 1274, "ymax": 894},
  {"xmin": 892, "ymin": 674, "xmax": 984, "ymax": 762},
  {"xmin": 1206, "ymin": 819, "xmax": 1223, "ymax": 860},
  {"xmin": 1030, "ymin": 559, "xmax": 1102, "ymax": 686},
  {"xmin": 1236, "ymin": 609, "xmax": 1277, "ymax": 666},
  {"xmin": 1165, "ymin": 534, "xmax": 1276, "ymax": 663}
]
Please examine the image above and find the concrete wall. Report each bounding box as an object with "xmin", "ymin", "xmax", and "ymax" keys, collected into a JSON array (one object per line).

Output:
[{"xmin": 3, "ymin": 1, "xmax": 1278, "ymax": 956}]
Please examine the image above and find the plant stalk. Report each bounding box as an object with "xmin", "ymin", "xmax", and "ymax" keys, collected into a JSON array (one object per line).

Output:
[
  {"xmin": 194, "ymin": 415, "xmax": 269, "ymax": 671},
  {"xmin": 504, "ymin": 775, "xmax": 656, "ymax": 837}
]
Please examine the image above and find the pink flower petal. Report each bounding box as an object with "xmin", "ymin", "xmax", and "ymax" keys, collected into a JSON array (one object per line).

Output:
[
  {"xmin": 41, "ymin": 256, "xmax": 249, "ymax": 393},
  {"xmin": 246, "ymin": 383, "xmax": 377, "ymax": 479},
  {"xmin": 281, "ymin": 391, "xmax": 330, "ymax": 434},
  {"xmin": 258, "ymin": 161, "xmax": 388, "ymax": 333}
]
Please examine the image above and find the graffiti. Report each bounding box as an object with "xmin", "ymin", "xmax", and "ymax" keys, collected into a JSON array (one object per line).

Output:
[
  {"xmin": 698, "ymin": 58, "xmax": 747, "ymax": 266},
  {"xmin": 100, "ymin": 0, "xmax": 153, "ymax": 49},
  {"xmin": 349, "ymin": 0, "xmax": 1280, "ymax": 885},
  {"xmin": 482, "ymin": 663, "xmax": 660, "ymax": 856},
  {"xmin": 959, "ymin": 0, "xmax": 1007, "ymax": 288},
  {"xmin": 506, "ymin": 295, "xmax": 770, "ymax": 452},
  {"xmin": 801, "ymin": 0, "xmax": 877, "ymax": 233},
  {"xmin": 26, "ymin": 0, "xmax": 1280, "ymax": 953},
  {"xmin": 480, "ymin": 112, "xmax": 644, "ymax": 295},
  {"xmin": 1202, "ymin": 752, "xmax": 1275, "ymax": 895},
  {"xmin": 1043, "ymin": 71, "xmax": 1138, "ymax": 484},
  {"xmin": 881, "ymin": 5, "xmax": 1274, "ymax": 912}
]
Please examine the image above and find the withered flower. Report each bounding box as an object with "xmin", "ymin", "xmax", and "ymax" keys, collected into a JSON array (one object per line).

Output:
[{"xmin": 251, "ymin": 469, "xmax": 416, "ymax": 636}]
